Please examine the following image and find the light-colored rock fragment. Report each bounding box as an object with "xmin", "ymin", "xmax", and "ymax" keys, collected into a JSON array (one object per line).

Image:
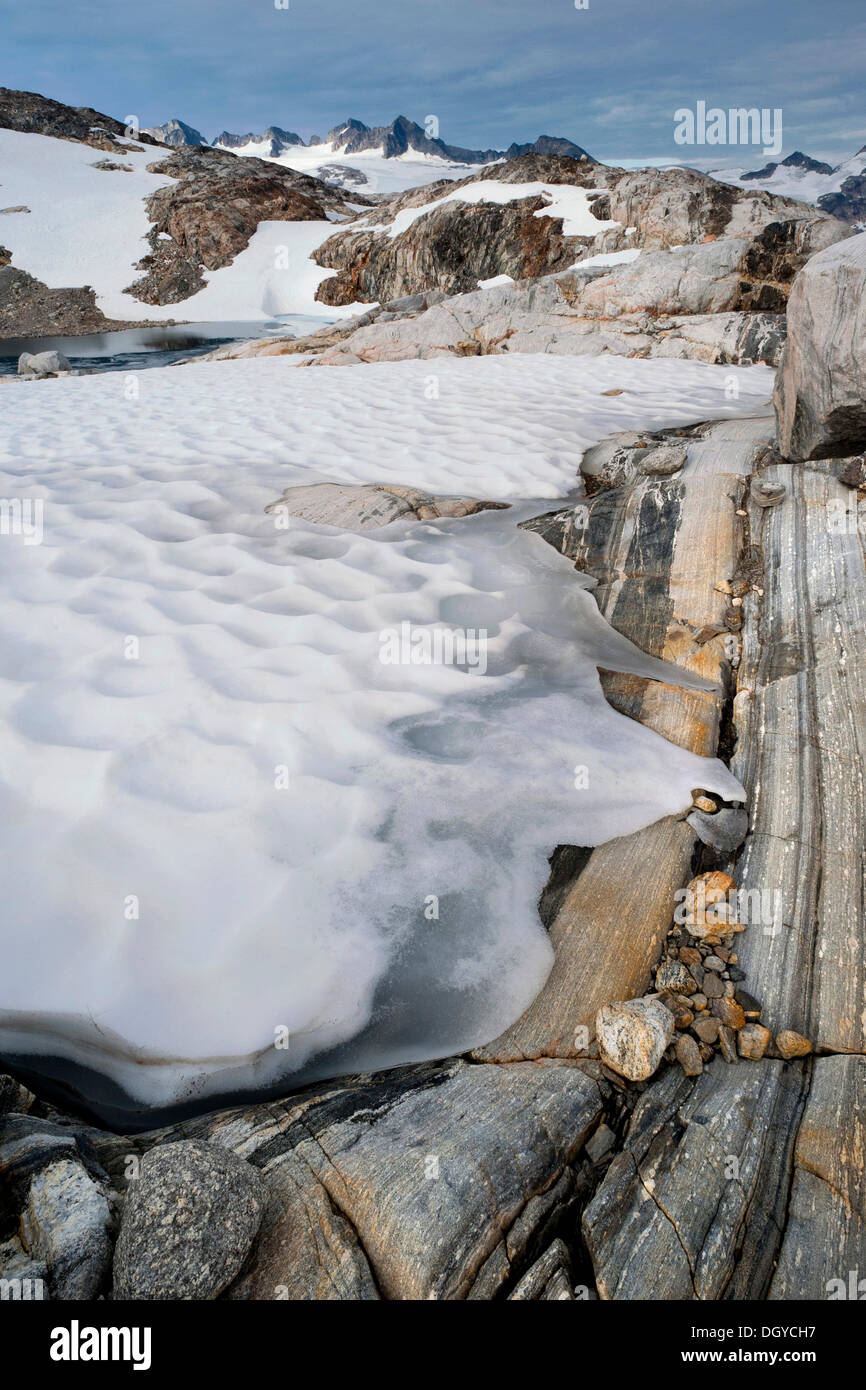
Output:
[{"xmin": 596, "ymin": 996, "xmax": 675, "ymax": 1081}]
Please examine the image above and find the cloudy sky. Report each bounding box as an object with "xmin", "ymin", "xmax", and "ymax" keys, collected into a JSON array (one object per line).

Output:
[{"xmin": 5, "ymin": 0, "xmax": 864, "ymax": 165}]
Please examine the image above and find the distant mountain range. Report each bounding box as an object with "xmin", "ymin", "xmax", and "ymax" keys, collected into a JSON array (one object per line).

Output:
[
  {"xmin": 713, "ymin": 146, "xmax": 866, "ymax": 224},
  {"xmin": 143, "ymin": 113, "xmax": 595, "ymax": 165}
]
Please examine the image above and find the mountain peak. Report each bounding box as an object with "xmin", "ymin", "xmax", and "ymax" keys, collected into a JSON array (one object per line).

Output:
[{"xmin": 142, "ymin": 118, "xmax": 206, "ymax": 147}]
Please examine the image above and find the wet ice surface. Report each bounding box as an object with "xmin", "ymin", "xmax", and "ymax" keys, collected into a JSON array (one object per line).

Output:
[{"xmin": 0, "ymin": 354, "xmax": 768, "ymax": 1114}]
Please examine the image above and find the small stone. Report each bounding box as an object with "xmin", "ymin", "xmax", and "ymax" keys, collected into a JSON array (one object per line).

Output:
[
  {"xmin": 738, "ymin": 1024, "xmax": 772, "ymax": 1060},
  {"xmin": 682, "ymin": 871, "xmax": 738, "ymax": 937},
  {"xmin": 693, "ymin": 795, "xmax": 718, "ymax": 813},
  {"xmin": 697, "ymin": 1042, "xmax": 715, "ymax": 1063},
  {"xmin": 687, "ymin": 804, "xmax": 749, "ymax": 852},
  {"xmin": 692, "ymin": 622, "xmax": 728, "ymax": 645},
  {"xmin": 661, "ymin": 994, "xmax": 694, "ymax": 1030},
  {"xmin": 655, "ymin": 958, "xmax": 698, "ymax": 994},
  {"xmin": 641, "ymin": 444, "xmax": 687, "ymax": 476},
  {"xmin": 735, "ymin": 988, "xmax": 762, "ymax": 1018},
  {"xmin": 728, "ymin": 967, "xmax": 746, "ymax": 982},
  {"xmin": 838, "ymin": 456, "xmax": 866, "ymax": 490},
  {"xmin": 702, "ymin": 972, "xmax": 725, "ymax": 999},
  {"xmin": 595, "ymin": 997, "xmax": 675, "ymax": 1081},
  {"xmin": 675, "ymin": 1034, "xmax": 703, "ymax": 1076},
  {"xmin": 731, "ymin": 596, "xmax": 743, "ymax": 607},
  {"xmin": 724, "ymin": 981, "xmax": 736, "ymax": 997},
  {"xmin": 693, "ymin": 1017, "xmax": 719, "ymax": 1045},
  {"xmin": 711, "ymin": 997, "xmax": 746, "ymax": 1031},
  {"xmin": 680, "ymin": 946, "xmax": 702, "ymax": 966},
  {"xmin": 691, "ymin": 993, "xmax": 707, "ymax": 1011},
  {"xmin": 703, "ymin": 955, "xmax": 725, "ymax": 972},
  {"xmin": 585, "ymin": 1123, "xmax": 616, "ymax": 1163},
  {"xmin": 718, "ymin": 1024, "xmax": 739, "ymax": 1063},
  {"xmin": 751, "ymin": 480, "xmax": 786, "ymax": 508},
  {"xmin": 775, "ymin": 1030, "xmax": 812, "ymax": 1059}
]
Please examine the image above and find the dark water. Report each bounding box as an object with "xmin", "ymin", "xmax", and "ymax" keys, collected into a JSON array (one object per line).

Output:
[{"xmin": 0, "ymin": 316, "xmax": 330, "ymax": 376}]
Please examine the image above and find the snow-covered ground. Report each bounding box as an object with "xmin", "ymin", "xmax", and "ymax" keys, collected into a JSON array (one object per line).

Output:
[
  {"xmin": 0, "ymin": 352, "xmax": 771, "ymax": 1108},
  {"xmin": 0, "ymin": 129, "xmax": 366, "ymax": 323}
]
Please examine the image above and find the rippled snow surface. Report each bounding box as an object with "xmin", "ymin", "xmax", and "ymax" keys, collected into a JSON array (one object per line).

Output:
[{"xmin": 0, "ymin": 354, "xmax": 768, "ymax": 1113}]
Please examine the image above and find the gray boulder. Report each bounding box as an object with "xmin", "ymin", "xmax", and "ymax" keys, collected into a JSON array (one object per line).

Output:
[
  {"xmin": 774, "ymin": 231, "xmax": 866, "ymax": 459},
  {"xmin": 112, "ymin": 1140, "xmax": 266, "ymax": 1300},
  {"xmin": 17, "ymin": 349, "xmax": 71, "ymax": 377}
]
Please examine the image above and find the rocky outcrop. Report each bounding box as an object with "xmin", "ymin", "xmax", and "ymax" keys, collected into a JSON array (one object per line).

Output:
[
  {"xmin": 314, "ymin": 191, "xmax": 582, "ymax": 306},
  {"xmin": 264, "ymin": 482, "xmax": 507, "ymax": 530},
  {"xmin": 472, "ymin": 415, "xmax": 768, "ymax": 1068},
  {"xmin": 0, "ymin": 264, "xmax": 166, "ymax": 339},
  {"xmin": 774, "ymin": 231, "xmax": 866, "ymax": 458},
  {"xmin": 0, "ymin": 1113, "xmax": 114, "ymax": 1299},
  {"xmin": 583, "ymin": 1058, "xmax": 807, "ymax": 1299},
  {"xmin": 0, "ymin": 86, "xmax": 159, "ymax": 151},
  {"xmin": 311, "ymin": 155, "xmax": 846, "ymax": 310},
  {"xmin": 126, "ymin": 146, "xmax": 366, "ymax": 305},
  {"xmin": 204, "ymin": 266, "xmax": 787, "ymax": 370}
]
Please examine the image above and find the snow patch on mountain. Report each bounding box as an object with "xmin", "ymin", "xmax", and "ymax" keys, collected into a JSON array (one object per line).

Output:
[{"xmin": 0, "ymin": 129, "xmax": 365, "ymax": 322}]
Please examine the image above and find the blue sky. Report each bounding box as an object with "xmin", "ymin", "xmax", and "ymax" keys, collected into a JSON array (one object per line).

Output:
[{"xmin": 4, "ymin": 0, "xmax": 864, "ymax": 165}]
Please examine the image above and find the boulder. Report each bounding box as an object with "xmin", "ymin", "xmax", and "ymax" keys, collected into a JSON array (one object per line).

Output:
[
  {"xmin": 264, "ymin": 482, "xmax": 507, "ymax": 531},
  {"xmin": 595, "ymin": 996, "xmax": 675, "ymax": 1081},
  {"xmin": 112, "ymin": 1140, "xmax": 267, "ymax": 1300},
  {"xmin": 17, "ymin": 349, "xmax": 71, "ymax": 376},
  {"xmin": 774, "ymin": 231, "xmax": 866, "ymax": 459}
]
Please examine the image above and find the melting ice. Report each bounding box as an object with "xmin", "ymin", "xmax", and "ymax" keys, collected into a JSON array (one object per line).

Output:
[{"xmin": 0, "ymin": 353, "xmax": 765, "ymax": 1113}]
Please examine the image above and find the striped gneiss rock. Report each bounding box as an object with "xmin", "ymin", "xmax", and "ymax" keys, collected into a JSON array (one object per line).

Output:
[{"xmin": 774, "ymin": 230, "xmax": 866, "ymax": 459}]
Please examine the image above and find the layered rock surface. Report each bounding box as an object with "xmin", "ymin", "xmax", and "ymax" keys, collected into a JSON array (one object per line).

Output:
[
  {"xmin": 312, "ymin": 154, "xmax": 846, "ymax": 308},
  {"xmin": 774, "ymin": 231, "xmax": 866, "ymax": 458},
  {"xmin": 2, "ymin": 405, "xmax": 864, "ymax": 1298}
]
